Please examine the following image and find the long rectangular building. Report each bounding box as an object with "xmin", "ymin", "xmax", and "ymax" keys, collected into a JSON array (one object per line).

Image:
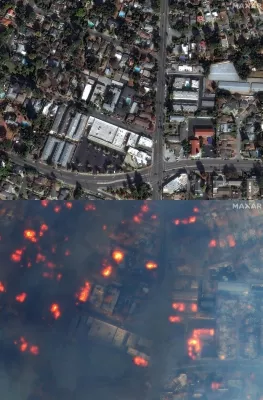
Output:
[{"xmin": 50, "ymin": 104, "xmax": 67, "ymax": 134}]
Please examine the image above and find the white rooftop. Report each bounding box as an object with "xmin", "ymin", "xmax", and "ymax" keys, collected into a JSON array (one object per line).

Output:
[
  {"xmin": 126, "ymin": 147, "xmax": 151, "ymax": 167},
  {"xmin": 163, "ymin": 174, "xmax": 188, "ymax": 194},
  {"xmin": 127, "ymin": 132, "xmax": 139, "ymax": 147},
  {"xmin": 138, "ymin": 136, "xmax": 153, "ymax": 149}
]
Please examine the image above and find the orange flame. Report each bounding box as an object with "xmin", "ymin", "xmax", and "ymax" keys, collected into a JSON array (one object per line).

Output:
[
  {"xmin": 112, "ymin": 250, "xmax": 124, "ymax": 263},
  {"xmin": 188, "ymin": 216, "xmax": 196, "ymax": 224},
  {"xmin": 101, "ymin": 265, "xmax": 112, "ymax": 277},
  {"xmin": 77, "ymin": 281, "xmax": 92, "ymax": 303},
  {"xmin": 0, "ymin": 281, "xmax": 5, "ymax": 292},
  {"xmin": 174, "ymin": 219, "xmax": 180, "ymax": 225},
  {"xmin": 193, "ymin": 207, "xmax": 199, "ymax": 213},
  {"xmin": 16, "ymin": 293, "xmax": 27, "ymax": 303},
  {"xmin": 145, "ymin": 261, "xmax": 158, "ymax": 270},
  {"xmin": 23, "ymin": 230, "xmax": 37, "ymax": 243},
  {"xmin": 65, "ymin": 202, "xmax": 72, "ymax": 209},
  {"xmin": 133, "ymin": 356, "xmax": 148, "ymax": 367},
  {"xmin": 50, "ymin": 303, "xmax": 61, "ymax": 319}
]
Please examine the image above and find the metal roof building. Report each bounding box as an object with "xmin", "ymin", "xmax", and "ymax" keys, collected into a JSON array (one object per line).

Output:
[
  {"xmin": 218, "ymin": 81, "xmax": 250, "ymax": 94},
  {"xmin": 59, "ymin": 107, "xmax": 73, "ymax": 136},
  {"xmin": 208, "ymin": 62, "xmax": 240, "ymax": 82},
  {"xmin": 50, "ymin": 104, "xmax": 67, "ymax": 134},
  {"xmin": 52, "ymin": 140, "xmax": 65, "ymax": 164},
  {"xmin": 66, "ymin": 113, "xmax": 82, "ymax": 140},
  {"xmin": 251, "ymin": 82, "xmax": 263, "ymax": 93},
  {"xmin": 41, "ymin": 136, "xmax": 63, "ymax": 161},
  {"xmin": 72, "ymin": 115, "xmax": 88, "ymax": 141},
  {"xmin": 58, "ymin": 142, "xmax": 76, "ymax": 167}
]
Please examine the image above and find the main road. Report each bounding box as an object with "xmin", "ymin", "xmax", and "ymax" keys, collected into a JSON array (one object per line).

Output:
[
  {"xmin": 8, "ymin": 153, "xmax": 258, "ymax": 195},
  {"xmin": 151, "ymin": 0, "xmax": 169, "ymax": 200}
]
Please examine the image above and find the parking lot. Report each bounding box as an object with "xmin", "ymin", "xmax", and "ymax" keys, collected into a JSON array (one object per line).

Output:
[{"xmin": 73, "ymin": 138, "xmax": 125, "ymax": 174}]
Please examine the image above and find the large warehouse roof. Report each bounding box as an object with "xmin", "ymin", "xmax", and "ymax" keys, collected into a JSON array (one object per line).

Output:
[{"xmin": 208, "ymin": 62, "xmax": 240, "ymax": 82}]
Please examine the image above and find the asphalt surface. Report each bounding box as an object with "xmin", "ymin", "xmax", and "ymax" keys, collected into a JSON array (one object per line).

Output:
[
  {"xmin": 151, "ymin": 1, "xmax": 169, "ymax": 200},
  {"xmin": 8, "ymin": 153, "xmax": 259, "ymax": 196}
]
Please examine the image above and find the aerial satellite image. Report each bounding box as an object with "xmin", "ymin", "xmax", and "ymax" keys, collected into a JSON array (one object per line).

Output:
[
  {"xmin": 0, "ymin": 201, "xmax": 263, "ymax": 400},
  {"xmin": 1, "ymin": 0, "xmax": 263, "ymax": 200}
]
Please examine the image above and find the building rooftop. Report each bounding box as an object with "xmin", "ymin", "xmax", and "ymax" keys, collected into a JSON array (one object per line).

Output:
[{"xmin": 208, "ymin": 62, "xmax": 240, "ymax": 82}]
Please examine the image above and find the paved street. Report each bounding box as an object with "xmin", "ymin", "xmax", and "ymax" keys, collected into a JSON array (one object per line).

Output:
[
  {"xmin": 151, "ymin": 0, "xmax": 169, "ymax": 200},
  {"xmin": 8, "ymin": 153, "xmax": 259, "ymax": 197}
]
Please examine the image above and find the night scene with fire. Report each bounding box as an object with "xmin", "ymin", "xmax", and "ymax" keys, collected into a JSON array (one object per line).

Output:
[{"xmin": 0, "ymin": 201, "xmax": 263, "ymax": 400}]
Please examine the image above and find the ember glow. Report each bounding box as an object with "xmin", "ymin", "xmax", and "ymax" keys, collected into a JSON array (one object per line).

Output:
[
  {"xmin": 40, "ymin": 223, "xmax": 48, "ymax": 232},
  {"xmin": 15, "ymin": 337, "xmax": 39, "ymax": 355},
  {"xmin": 36, "ymin": 253, "xmax": 46, "ymax": 263},
  {"xmin": 169, "ymin": 316, "xmax": 182, "ymax": 323},
  {"xmin": 141, "ymin": 203, "xmax": 149, "ymax": 213},
  {"xmin": 0, "ymin": 281, "xmax": 5, "ymax": 292},
  {"xmin": 188, "ymin": 328, "xmax": 215, "ymax": 359},
  {"xmin": 191, "ymin": 303, "xmax": 198, "ymax": 312},
  {"xmin": 65, "ymin": 202, "xmax": 73, "ymax": 209},
  {"xmin": 208, "ymin": 239, "xmax": 217, "ymax": 248},
  {"xmin": 145, "ymin": 261, "xmax": 158, "ymax": 270},
  {"xmin": 193, "ymin": 207, "xmax": 199, "ymax": 212},
  {"xmin": 29, "ymin": 345, "xmax": 39, "ymax": 355},
  {"xmin": 101, "ymin": 265, "xmax": 113, "ymax": 278},
  {"xmin": 15, "ymin": 292, "xmax": 27, "ymax": 303},
  {"xmin": 133, "ymin": 356, "xmax": 149, "ymax": 367},
  {"xmin": 112, "ymin": 250, "xmax": 124, "ymax": 263},
  {"xmin": 41, "ymin": 200, "xmax": 49, "ymax": 207},
  {"xmin": 10, "ymin": 249, "xmax": 24, "ymax": 262},
  {"xmin": 54, "ymin": 205, "xmax": 61, "ymax": 213},
  {"xmin": 133, "ymin": 215, "xmax": 142, "ymax": 224},
  {"xmin": 50, "ymin": 303, "xmax": 61, "ymax": 319},
  {"xmin": 188, "ymin": 216, "xmax": 197, "ymax": 224},
  {"xmin": 77, "ymin": 281, "xmax": 92, "ymax": 303},
  {"xmin": 85, "ymin": 203, "xmax": 96, "ymax": 211},
  {"xmin": 172, "ymin": 302, "xmax": 185, "ymax": 312},
  {"xmin": 23, "ymin": 229, "xmax": 37, "ymax": 243},
  {"xmin": 174, "ymin": 219, "xmax": 180, "ymax": 225},
  {"xmin": 227, "ymin": 235, "xmax": 236, "ymax": 247}
]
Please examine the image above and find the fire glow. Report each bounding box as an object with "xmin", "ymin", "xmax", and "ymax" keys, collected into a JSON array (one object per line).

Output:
[
  {"xmin": 0, "ymin": 281, "xmax": 5, "ymax": 292},
  {"xmin": 169, "ymin": 316, "xmax": 182, "ymax": 323},
  {"xmin": 14, "ymin": 337, "xmax": 39, "ymax": 355},
  {"xmin": 133, "ymin": 356, "xmax": 148, "ymax": 367},
  {"xmin": 16, "ymin": 292, "xmax": 27, "ymax": 303},
  {"xmin": 145, "ymin": 261, "xmax": 158, "ymax": 270},
  {"xmin": 50, "ymin": 303, "xmax": 61, "ymax": 319},
  {"xmin": 77, "ymin": 281, "xmax": 92, "ymax": 303},
  {"xmin": 188, "ymin": 328, "xmax": 215, "ymax": 359},
  {"xmin": 101, "ymin": 265, "xmax": 112, "ymax": 278},
  {"xmin": 172, "ymin": 302, "xmax": 185, "ymax": 312},
  {"xmin": 112, "ymin": 250, "xmax": 124, "ymax": 264},
  {"xmin": 11, "ymin": 249, "xmax": 24, "ymax": 263},
  {"xmin": 23, "ymin": 230, "xmax": 37, "ymax": 243}
]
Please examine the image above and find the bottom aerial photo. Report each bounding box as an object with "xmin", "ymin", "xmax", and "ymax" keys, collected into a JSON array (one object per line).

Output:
[{"xmin": 0, "ymin": 200, "xmax": 262, "ymax": 400}]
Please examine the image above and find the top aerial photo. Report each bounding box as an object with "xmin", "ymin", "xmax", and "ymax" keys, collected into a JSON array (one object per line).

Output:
[{"xmin": 0, "ymin": 0, "xmax": 263, "ymax": 200}]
